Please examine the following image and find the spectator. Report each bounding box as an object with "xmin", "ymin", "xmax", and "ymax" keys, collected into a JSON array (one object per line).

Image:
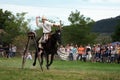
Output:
[
  {"xmin": 26, "ymin": 51, "xmax": 32, "ymax": 60},
  {"xmin": 111, "ymin": 46, "xmax": 116, "ymax": 63},
  {"xmin": 4, "ymin": 45, "xmax": 9, "ymax": 58},
  {"xmin": 65, "ymin": 44, "xmax": 70, "ymax": 60},
  {"xmin": 12, "ymin": 45, "xmax": 17, "ymax": 57},
  {"xmin": 94, "ymin": 44, "xmax": 101, "ymax": 62},
  {"xmin": 86, "ymin": 44, "xmax": 92, "ymax": 61},
  {"xmin": 100, "ymin": 46, "xmax": 106, "ymax": 63},
  {"xmin": 105, "ymin": 44, "xmax": 112, "ymax": 63},
  {"xmin": 9, "ymin": 44, "xmax": 13, "ymax": 58},
  {"xmin": 0, "ymin": 45, "xmax": 5, "ymax": 57},
  {"xmin": 91, "ymin": 45, "xmax": 96, "ymax": 62},
  {"xmin": 59, "ymin": 45, "xmax": 66, "ymax": 53},
  {"xmin": 116, "ymin": 44, "xmax": 120, "ymax": 63},
  {"xmin": 57, "ymin": 45, "xmax": 68, "ymax": 60},
  {"xmin": 77, "ymin": 45, "xmax": 85, "ymax": 61},
  {"xmin": 72, "ymin": 45, "xmax": 78, "ymax": 60},
  {"xmin": 69, "ymin": 43, "xmax": 74, "ymax": 61}
]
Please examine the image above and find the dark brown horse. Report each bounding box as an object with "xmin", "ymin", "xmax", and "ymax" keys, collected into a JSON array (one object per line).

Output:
[{"xmin": 33, "ymin": 29, "xmax": 61, "ymax": 70}]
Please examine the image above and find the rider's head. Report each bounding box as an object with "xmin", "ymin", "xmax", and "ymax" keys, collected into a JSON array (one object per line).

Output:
[{"xmin": 42, "ymin": 16, "xmax": 47, "ymax": 23}]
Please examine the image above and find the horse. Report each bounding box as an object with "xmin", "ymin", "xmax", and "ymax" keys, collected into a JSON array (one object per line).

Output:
[{"xmin": 33, "ymin": 29, "xmax": 61, "ymax": 70}]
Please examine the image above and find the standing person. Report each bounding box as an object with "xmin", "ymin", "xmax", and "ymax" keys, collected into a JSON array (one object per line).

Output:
[
  {"xmin": 12, "ymin": 45, "xmax": 17, "ymax": 57},
  {"xmin": 65, "ymin": 44, "xmax": 70, "ymax": 60},
  {"xmin": 36, "ymin": 16, "xmax": 60, "ymax": 53},
  {"xmin": 116, "ymin": 44, "xmax": 120, "ymax": 64},
  {"xmin": 94, "ymin": 44, "xmax": 101, "ymax": 62},
  {"xmin": 77, "ymin": 45, "xmax": 85, "ymax": 61},
  {"xmin": 72, "ymin": 45, "xmax": 78, "ymax": 60},
  {"xmin": 26, "ymin": 51, "xmax": 32, "ymax": 60},
  {"xmin": 9, "ymin": 44, "xmax": 12, "ymax": 58},
  {"xmin": 69, "ymin": 43, "xmax": 74, "ymax": 61},
  {"xmin": 86, "ymin": 44, "xmax": 92, "ymax": 61},
  {"xmin": 91, "ymin": 45, "xmax": 96, "ymax": 62},
  {"xmin": 4, "ymin": 44, "xmax": 10, "ymax": 58},
  {"xmin": 111, "ymin": 46, "xmax": 116, "ymax": 63},
  {"xmin": 57, "ymin": 45, "xmax": 68, "ymax": 60},
  {"xmin": 58, "ymin": 45, "xmax": 66, "ymax": 54}
]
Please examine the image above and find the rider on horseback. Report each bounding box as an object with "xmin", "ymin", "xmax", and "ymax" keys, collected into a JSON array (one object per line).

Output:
[{"xmin": 36, "ymin": 16, "xmax": 61, "ymax": 49}]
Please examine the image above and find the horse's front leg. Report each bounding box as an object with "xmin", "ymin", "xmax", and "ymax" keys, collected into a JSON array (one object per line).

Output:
[
  {"xmin": 45, "ymin": 53, "xmax": 49, "ymax": 70},
  {"xmin": 40, "ymin": 51, "xmax": 44, "ymax": 71},
  {"xmin": 48, "ymin": 54, "xmax": 54, "ymax": 67},
  {"xmin": 33, "ymin": 51, "xmax": 38, "ymax": 66}
]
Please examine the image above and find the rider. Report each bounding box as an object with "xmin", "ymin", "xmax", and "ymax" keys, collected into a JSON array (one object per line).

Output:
[{"xmin": 36, "ymin": 16, "xmax": 61, "ymax": 49}]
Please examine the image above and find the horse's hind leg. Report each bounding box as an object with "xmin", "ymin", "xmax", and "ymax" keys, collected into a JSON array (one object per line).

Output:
[
  {"xmin": 45, "ymin": 53, "xmax": 50, "ymax": 70},
  {"xmin": 37, "ymin": 50, "xmax": 44, "ymax": 71},
  {"xmin": 48, "ymin": 54, "xmax": 54, "ymax": 67},
  {"xmin": 40, "ymin": 52, "xmax": 44, "ymax": 71},
  {"xmin": 33, "ymin": 51, "xmax": 38, "ymax": 66}
]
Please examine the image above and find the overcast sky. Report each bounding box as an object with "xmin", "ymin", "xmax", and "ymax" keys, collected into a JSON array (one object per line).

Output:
[{"xmin": 0, "ymin": 0, "xmax": 120, "ymax": 30}]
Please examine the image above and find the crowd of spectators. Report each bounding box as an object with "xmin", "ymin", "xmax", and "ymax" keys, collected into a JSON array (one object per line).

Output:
[
  {"xmin": 0, "ymin": 44, "xmax": 33, "ymax": 60},
  {"xmin": 1, "ymin": 42, "xmax": 120, "ymax": 64},
  {"xmin": 57, "ymin": 43, "xmax": 120, "ymax": 63},
  {"xmin": 0, "ymin": 44, "xmax": 17, "ymax": 58}
]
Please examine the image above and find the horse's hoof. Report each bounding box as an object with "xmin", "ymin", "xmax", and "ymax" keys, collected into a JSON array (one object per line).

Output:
[
  {"xmin": 40, "ymin": 66, "xmax": 43, "ymax": 71},
  {"xmin": 33, "ymin": 62, "xmax": 36, "ymax": 66},
  {"xmin": 46, "ymin": 65, "xmax": 49, "ymax": 70}
]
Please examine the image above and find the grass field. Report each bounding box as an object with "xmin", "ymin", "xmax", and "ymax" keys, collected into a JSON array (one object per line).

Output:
[{"xmin": 0, "ymin": 57, "xmax": 120, "ymax": 80}]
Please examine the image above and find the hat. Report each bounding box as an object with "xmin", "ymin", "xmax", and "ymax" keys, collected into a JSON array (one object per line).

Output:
[{"xmin": 42, "ymin": 16, "xmax": 47, "ymax": 20}]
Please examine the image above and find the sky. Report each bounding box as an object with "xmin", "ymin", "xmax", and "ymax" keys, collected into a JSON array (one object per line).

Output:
[{"xmin": 0, "ymin": 0, "xmax": 120, "ymax": 30}]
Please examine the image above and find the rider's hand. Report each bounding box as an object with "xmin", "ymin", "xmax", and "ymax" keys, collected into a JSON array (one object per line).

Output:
[{"xmin": 36, "ymin": 16, "xmax": 40, "ymax": 18}]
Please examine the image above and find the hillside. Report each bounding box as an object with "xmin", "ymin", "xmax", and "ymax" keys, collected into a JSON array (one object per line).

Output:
[{"xmin": 92, "ymin": 16, "xmax": 120, "ymax": 33}]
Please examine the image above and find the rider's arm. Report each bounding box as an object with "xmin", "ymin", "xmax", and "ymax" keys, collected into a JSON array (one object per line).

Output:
[
  {"xmin": 36, "ymin": 16, "xmax": 40, "ymax": 27},
  {"xmin": 53, "ymin": 23, "xmax": 62, "ymax": 30},
  {"xmin": 53, "ymin": 24, "xmax": 60, "ymax": 27},
  {"xmin": 53, "ymin": 20, "xmax": 62, "ymax": 29},
  {"xmin": 53, "ymin": 24, "xmax": 62, "ymax": 30},
  {"xmin": 46, "ymin": 21, "xmax": 60, "ymax": 27}
]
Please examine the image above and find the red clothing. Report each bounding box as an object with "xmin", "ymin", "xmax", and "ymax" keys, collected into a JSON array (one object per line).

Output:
[{"xmin": 78, "ymin": 47, "xmax": 85, "ymax": 54}]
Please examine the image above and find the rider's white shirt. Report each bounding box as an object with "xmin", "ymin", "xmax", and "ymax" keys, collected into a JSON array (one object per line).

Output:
[{"xmin": 38, "ymin": 21, "xmax": 53, "ymax": 33}]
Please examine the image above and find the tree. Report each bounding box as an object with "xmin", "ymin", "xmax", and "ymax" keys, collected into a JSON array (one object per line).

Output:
[
  {"xmin": 62, "ymin": 10, "xmax": 96, "ymax": 45},
  {"xmin": 0, "ymin": 9, "xmax": 17, "ymax": 44},
  {"xmin": 68, "ymin": 10, "xmax": 94, "ymax": 26},
  {"xmin": 0, "ymin": 9, "xmax": 13, "ymax": 29},
  {"xmin": 10, "ymin": 12, "xmax": 32, "ymax": 51},
  {"xmin": 0, "ymin": 9, "xmax": 31, "ymax": 45},
  {"xmin": 62, "ymin": 25, "xmax": 96, "ymax": 45},
  {"xmin": 15, "ymin": 12, "xmax": 31, "ymax": 34},
  {"xmin": 13, "ymin": 35, "xmax": 27, "ymax": 51},
  {"xmin": 68, "ymin": 10, "xmax": 80, "ymax": 25},
  {"xmin": 111, "ymin": 21, "xmax": 120, "ymax": 42}
]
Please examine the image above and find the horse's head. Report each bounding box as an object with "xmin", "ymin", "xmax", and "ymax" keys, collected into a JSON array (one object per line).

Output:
[{"xmin": 53, "ymin": 29, "xmax": 62, "ymax": 45}]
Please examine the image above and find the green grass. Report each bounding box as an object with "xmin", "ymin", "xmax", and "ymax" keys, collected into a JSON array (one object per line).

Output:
[{"xmin": 0, "ymin": 57, "xmax": 120, "ymax": 80}]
